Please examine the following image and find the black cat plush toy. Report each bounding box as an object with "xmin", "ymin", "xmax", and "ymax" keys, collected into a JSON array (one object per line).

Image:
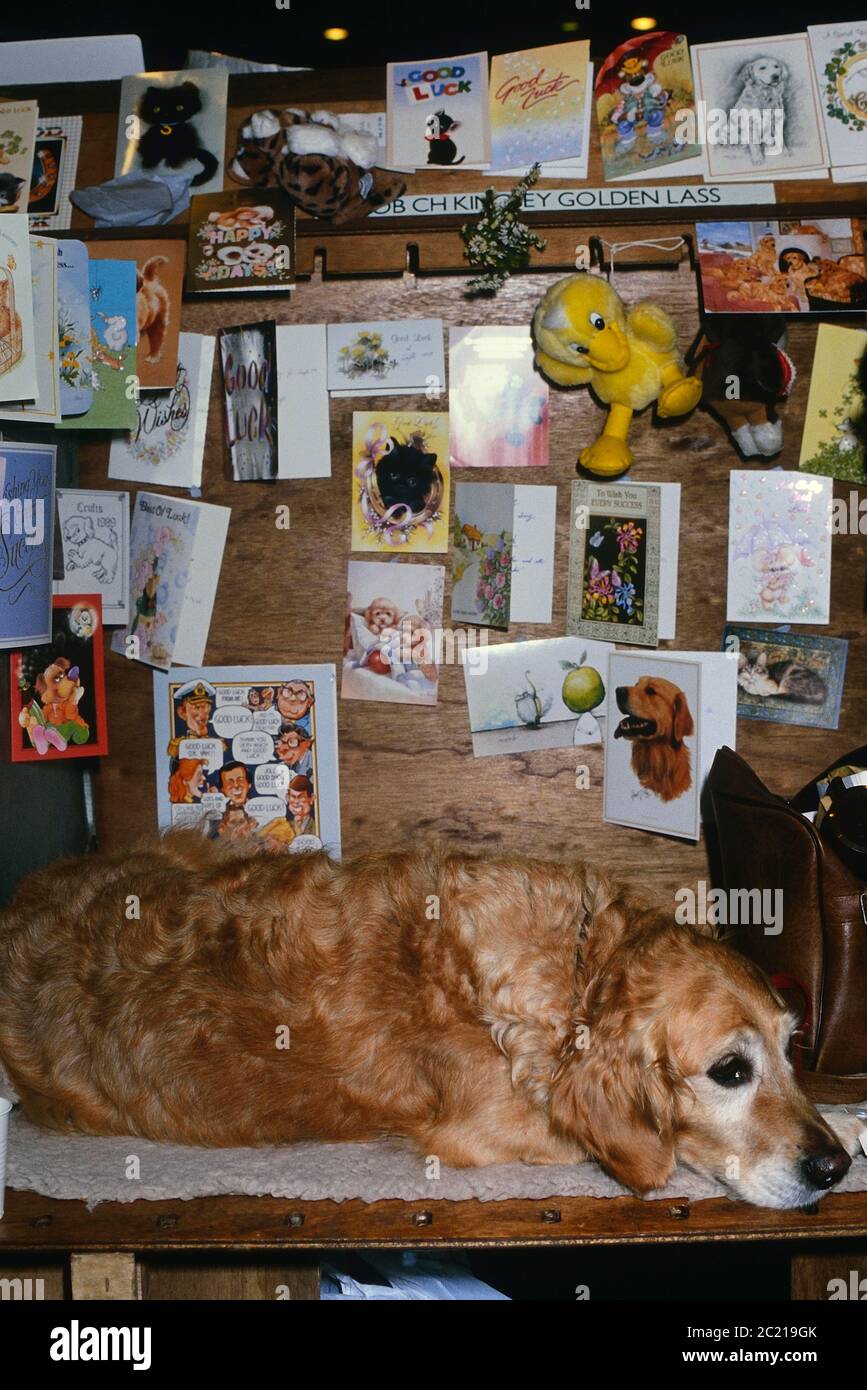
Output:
[
  {"xmin": 375, "ymin": 438, "xmax": 437, "ymax": 514},
  {"xmin": 136, "ymin": 82, "xmax": 218, "ymax": 187}
]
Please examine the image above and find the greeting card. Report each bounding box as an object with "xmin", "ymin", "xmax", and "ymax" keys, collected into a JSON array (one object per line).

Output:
[
  {"xmin": 88, "ymin": 239, "xmax": 185, "ymax": 392},
  {"xmin": 327, "ymin": 319, "xmax": 445, "ymax": 397},
  {"xmin": 808, "ymin": 25, "xmax": 867, "ymax": 180},
  {"xmin": 0, "ymin": 101, "xmax": 38, "ymax": 214},
  {"xmin": 0, "ymin": 236, "xmax": 59, "ymax": 424},
  {"xmin": 9, "ymin": 594, "xmax": 108, "ymax": 761},
  {"xmin": 798, "ymin": 324, "xmax": 867, "ymax": 483},
  {"xmin": 696, "ymin": 219, "xmax": 866, "ymax": 313},
  {"xmin": 387, "ymin": 52, "xmax": 491, "ymax": 169},
  {"xmin": 463, "ymin": 635, "xmax": 613, "ymax": 758},
  {"xmin": 343, "ymin": 560, "xmax": 444, "ymax": 706},
  {"xmin": 186, "ymin": 190, "xmax": 296, "ymax": 293},
  {"xmin": 604, "ymin": 650, "xmax": 702, "ymax": 841},
  {"xmin": 109, "ymin": 332, "xmax": 216, "ymax": 491},
  {"xmin": 28, "ymin": 116, "xmax": 82, "ymax": 230},
  {"xmin": 0, "ymin": 441, "xmax": 55, "ymax": 649},
  {"xmin": 55, "ymin": 239, "xmax": 92, "ymax": 417},
  {"xmin": 448, "ymin": 327, "xmax": 548, "ymax": 468},
  {"xmin": 450, "ymin": 481, "xmax": 557, "ymax": 629},
  {"xmin": 691, "ymin": 33, "xmax": 829, "ymax": 182},
  {"xmin": 63, "ymin": 257, "xmax": 139, "ymax": 431},
  {"xmin": 153, "ymin": 664, "xmax": 341, "ymax": 855},
  {"xmin": 724, "ymin": 625, "xmax": 848, "ymax": 731},
  {"xmin": 727, "ymin": 470, "xmax": 832, "ymax": 625},
  {"xmin": 351, "ymin": 411, "xmax": 450, "ymax": 554},
  {"xmin": 489, "ymin": 41, "xmax": 591, "ymax": 172},
  {"xmin": 0, "ymin": 215, "xmax": 37, "ymax": 404},
  {"xmin": 219, "ymin": 321, "xmax": 278, "ymax": 481},
  {"xmin": 54, "ymin": 489, "xmax": 129, "ymax": 625},
  {"xmin": 567, "ymin": 480, "xmax": 661, "ymax": 648},
  {"xmin": 595, "ymin": 32, "xmax": 703, "ymax": 181},
  {"xmin": 510, "ymin": 484, "xmax": 558, "ymax": 625},
  {"xmin": 275, "ymin": 324, "xmax": 330, "ymax": 479},
  {"xmin": 111, "ymin": 491, "xmax": 230, "ymax": 671},
  {"xmin": 115, "ymin": 69, "xmax": 228, "ymax": 196}
]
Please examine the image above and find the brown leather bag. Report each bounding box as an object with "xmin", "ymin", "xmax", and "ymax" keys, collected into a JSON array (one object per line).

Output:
[{"xmin": 707, "ymin": 745, "xmax": 867, "ymax": 1104}]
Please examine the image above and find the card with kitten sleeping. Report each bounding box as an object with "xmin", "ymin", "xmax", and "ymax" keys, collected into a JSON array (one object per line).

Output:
[{"xmin": 724, "ymin": 625, "xmax": 848, "ymax": 730}]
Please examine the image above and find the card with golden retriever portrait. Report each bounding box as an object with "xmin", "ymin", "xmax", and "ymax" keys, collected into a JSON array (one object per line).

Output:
[
  {"xmin": 604, "ymin": 652, "xmax": 701, "ymax": 840},
  {"xmin": 87, "ymin": 239, "xmax": 186, "ymax": 392}
]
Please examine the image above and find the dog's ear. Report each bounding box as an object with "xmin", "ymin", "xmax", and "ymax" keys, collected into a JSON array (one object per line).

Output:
[
  {"xmin": 779, "ymin": 61, "xmax": 790, "ymax": 82},
  {"xmin": 672, "ymin": 690, "xmax": 694, "ymax": 745},
  {"xmin": 549, "ymin": 1017, "xmax": 679, "ymax": 1195}
]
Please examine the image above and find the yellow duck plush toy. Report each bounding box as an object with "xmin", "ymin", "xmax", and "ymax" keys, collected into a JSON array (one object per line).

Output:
[{"xmin": 532, "ymin": 272, "xmax": 702, "ymax": 477}]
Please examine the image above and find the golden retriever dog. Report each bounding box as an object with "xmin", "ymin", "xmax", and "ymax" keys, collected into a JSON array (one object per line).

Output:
[
  {"xmin": 0, "ymin": 836, "xmax": 860, "ymax": 1209},
  {"xmin": 136, "ymin": 255, "xmax": 170, "ymax": 365},
  {"xmin": 615, "ymin": 676, "xmax": 694, "ymax": 802}
]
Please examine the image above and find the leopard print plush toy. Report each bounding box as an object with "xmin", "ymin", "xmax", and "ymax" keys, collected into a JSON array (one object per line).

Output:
[{"xmin": 228, "ymin": 108, "xmax": 406, "ymax": 224}]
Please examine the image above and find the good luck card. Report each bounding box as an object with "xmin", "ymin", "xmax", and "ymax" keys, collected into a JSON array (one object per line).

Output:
[
  {"xmin": 115, "ymin": 69, "xmax": 228, "ymax": 196},
  {"xmin": 87, "ymin": 239, "xmax": 185, "ymax": 392},
  {"xmin": 489, "ymin": 40, "xmax": 591, "ymax": 172},
  {"xmin": 351, "ymin": 411, "xmax": 450, "ymax": 554},
  {"xmin": 111, "ymin": 491, "xmax": 230, "ymax": 671},
  {"xmin": 449, "ymin": 327, "xmax": 549, "ymax": 468},
  {"xmin": 153, "ymin": 664, "xmax": 341, "ymax": 856},
  {"xmin": 54, "ymin": 489, "xmax": 129, "ymax": 626},
  {"xmin": 0, "ymin": 215, "xmax": 37, "ymax": 405},
  {"xmin": 464, "ymin": 635, "xmax": 613, "ymax": 758},
  {"xmin": 63, "ymin": 257, "xmax": 139, "ymax": 431},
  {"xmin": 327, "ymin": 320, "xmax": 445, "ymax": 398},
  {"xmin": 343, "ymin": 560, "xmax": 445, "ymax": 707},
  {"xmin": 186, "ymin": 190, "xmax": 296, "ymax": 294},
  {"xmin": 0, "ymin": 101, "xmax": 38, "ymax": 214},
  {"xmin": 595, "ymin": 31, "xmax": 703, "ymax": 182},
  {"xmin": 9, "ymin": 594, "xmax": 109, "ymax": 762},
  {"xmin": 28, "ymin": 116, "xmax": 82, "ymax": 231},
  {"xmin": 567, "ymin": 480, "xmax": 661, "ymax": 647},
  {"xmin": 109, "ymin": 332, "xmax": 216, "ymax": 491},
  {"xmin": 727, "ymin": 470, "xmax": 832, "ymax": 624},
  {"xmin": 724, "ymin": 625, "xmax": 848, "ymax": 731},
  {"xmin": 220, "ymin": 321, "xmax": 278, "ymax": 481},
  {"xmin": 0, "ymin": 441, "xmax": 55, "ymax": 649},
  {"xmin": 387, "ymin": 52, "xmax": 491, "ymax": 169}
]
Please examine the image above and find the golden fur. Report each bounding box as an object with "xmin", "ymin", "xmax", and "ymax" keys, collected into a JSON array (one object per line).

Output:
[
  {"xmin": 136, "ymin": 255, "xmax": 170, "ymax": 365},
  {"xmin": 614, "ymin": 675, "xmax": 694, "ymax": 803},
  {"xmin": 0, "ymin": 835, "xmax": 856, "ymax": 1207}
]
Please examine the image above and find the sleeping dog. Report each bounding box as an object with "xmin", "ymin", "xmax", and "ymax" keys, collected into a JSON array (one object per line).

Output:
[{"xmin": 0, "ymin": 834, "xmax": 861, "ymax": 1208}]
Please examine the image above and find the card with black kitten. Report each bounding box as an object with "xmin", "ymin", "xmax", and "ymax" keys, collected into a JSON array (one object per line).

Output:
[{"xmin": 115, "ymin": 69, "xmax": 228, "ymax": 197}]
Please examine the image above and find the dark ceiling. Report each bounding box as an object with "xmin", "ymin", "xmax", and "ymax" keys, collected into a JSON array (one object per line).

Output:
[{"xmin": 0, "ymin": 1, "xmax": 861, "ymax": 75}]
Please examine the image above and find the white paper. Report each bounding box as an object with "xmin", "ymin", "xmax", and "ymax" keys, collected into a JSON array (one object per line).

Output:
[
  {"xmin": 276, "ymin": 324, "xmax": 330, "ymax": 479},
  {"xmin": 172, "ymin": 501, "xmax": 230, "ymax": 666},
  {"xmin": 327, "ymin": 319, "xmax": 445, "ymax": 397},
  {"xmin": 0, "ymin": 237, "xmax": 59, "ymax": 423},
  {"xmin": 808, "ymin": 24, "xmax": 867, "ymax": 175},
  {"xmin": 510, "ymin": 485, "xmax": 557, "ymax": 625},
  {"xmin": 54, "ymin": 488, "xmax": 130, "ymax": 625}
]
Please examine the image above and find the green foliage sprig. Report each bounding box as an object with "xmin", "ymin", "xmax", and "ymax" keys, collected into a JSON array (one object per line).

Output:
[{"xmin": 460, "ymin": 164, "xmax": 547, "ymax": 297}]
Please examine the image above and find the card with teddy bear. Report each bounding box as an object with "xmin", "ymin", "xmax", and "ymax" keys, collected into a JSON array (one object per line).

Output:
[
  {"xmin": 186, "ymin": 191, "xmax": 296, "ymax": 295},
  {"xmin": 727, "ymin": 469, "xmax": 832, "ymax": 625},
  {"xmin": 343, "ymin": 559, "xmax": 445, "ymax": 707},
  {"xmin": 9, "ymin": 593, "xmax": 108, "ymax": 762}
]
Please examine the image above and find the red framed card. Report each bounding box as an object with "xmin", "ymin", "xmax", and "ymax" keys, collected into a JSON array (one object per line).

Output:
[{"xmin": 9, "ymin": 594, "xmax": 109, "ymax": 762}]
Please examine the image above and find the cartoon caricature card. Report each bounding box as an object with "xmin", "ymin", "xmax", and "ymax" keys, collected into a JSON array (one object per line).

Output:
[
  {"xmin": 153, "ymin": 664, "xmax": 341, "ymax": 856},
  {"xmin": 387, "ymin": 52, "xmax": 491, "ymax": 169},
  {"xmin": 351, "ymin": 411, "xmax": 450, "ymax": 554},
  {"xmin": 9, "ymin": 593, "xmax": 108, "ymax": 762}
]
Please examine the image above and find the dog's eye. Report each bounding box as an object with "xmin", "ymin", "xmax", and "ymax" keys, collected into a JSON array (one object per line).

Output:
[
  {"xmin": 589, "ymin": 312, "xmax": 605, "ymax": 330},
  {"xmin": 707, "ymin": 1054, "xmax": 753, "ymax": 1088},
  {"xmin": 645, "ymin": 685, "xmax": 656, "ymax": 696}
]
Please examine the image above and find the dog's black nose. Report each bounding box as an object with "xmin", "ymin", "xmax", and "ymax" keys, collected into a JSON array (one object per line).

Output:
[{"xmin": 800, "ymin": 1149, "xmax": 851, "ymax": 1190}]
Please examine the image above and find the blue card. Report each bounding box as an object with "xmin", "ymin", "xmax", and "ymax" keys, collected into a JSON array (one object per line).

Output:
[{"xmin": 0, "ymin": 442, "xmax": 56, "ymax": 648}]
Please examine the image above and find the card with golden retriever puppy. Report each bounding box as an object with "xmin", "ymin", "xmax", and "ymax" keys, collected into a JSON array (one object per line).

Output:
[
  {"xmin": 604, "ymin": 651, "xmax": 701, "ymax": 840},
  {"xmin": 87, "ymin": 239, "xmax": 186, "ymax": 392}
]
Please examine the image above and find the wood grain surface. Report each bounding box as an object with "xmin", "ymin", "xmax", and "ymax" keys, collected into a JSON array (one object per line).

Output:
[{"xmin": 70, "ymin": 263, "xmax": 866, "ymax": 909}]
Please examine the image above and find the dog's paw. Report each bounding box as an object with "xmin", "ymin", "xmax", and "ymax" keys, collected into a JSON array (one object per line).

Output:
[{"xmin": 823, "ymin": 1110, "xmax": 867, "ymax": 1158}]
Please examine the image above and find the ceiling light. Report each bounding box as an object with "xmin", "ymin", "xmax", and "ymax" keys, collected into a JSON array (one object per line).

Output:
[
  {"xmin": 323, "ymin": 27, "xmax": 349, "ymax": 41},
  {"xmin": 630, "ymin": 17, "xmax": 657, "ymax": 32}
]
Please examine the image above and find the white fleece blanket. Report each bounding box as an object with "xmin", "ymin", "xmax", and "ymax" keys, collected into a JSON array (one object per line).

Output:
[{"xmin": 4, "ymin": 1107, "xmax": 866, "ymax": 1210}]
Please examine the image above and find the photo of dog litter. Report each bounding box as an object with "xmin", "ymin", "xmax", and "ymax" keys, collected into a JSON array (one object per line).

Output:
[{"xmin": 0, "ymin": 0, "xmax": 866, "ymax": 1324}]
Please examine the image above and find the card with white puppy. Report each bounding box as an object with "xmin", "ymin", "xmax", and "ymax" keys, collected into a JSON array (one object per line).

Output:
[
  {"xmin": 54, "ymin": 489, "xmax": 130, "ymax": 625},
  {"xmin": 342, "ymin": 559, "xmax": 444, "ymax": 706}
]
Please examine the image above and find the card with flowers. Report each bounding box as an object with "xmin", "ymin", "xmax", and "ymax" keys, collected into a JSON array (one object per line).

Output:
[
  {"xmin": 567, "ymin": 480, "xmax": 660, "ymax": 647},
  {"xmin": 451, "ymin": 482, "xmax": 514, "ymax": 629}
]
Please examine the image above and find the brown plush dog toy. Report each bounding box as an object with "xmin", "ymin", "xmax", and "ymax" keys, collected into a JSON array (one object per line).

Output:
[{"xmin": 229, "ymin": 107, "xmax": 406, "ymax": 224}]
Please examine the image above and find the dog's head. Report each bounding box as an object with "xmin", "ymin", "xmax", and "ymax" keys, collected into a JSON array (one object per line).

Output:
[
  {"xmin": 551, "ymin": 912, "xmax": 852, "ymax": 1208},
  {"xmin": 63, "ymin": 517, "xmax": 92, "ymax": 545},
  {"xmin": 742, "ymin": 57, "xmax": 789, "ymax": 90},
  {"xmin": 614, "ymin": 676, "xmax": 694, "ymax": 747},
  {"xmin": 425, "ymin": 111, "xmax": 460, "ymax": 140}
]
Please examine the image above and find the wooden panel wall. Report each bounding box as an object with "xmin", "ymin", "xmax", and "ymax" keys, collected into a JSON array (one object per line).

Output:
[{"xmin": 75, "ymin": 263, "xmax": 866, "ymax": 904}]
